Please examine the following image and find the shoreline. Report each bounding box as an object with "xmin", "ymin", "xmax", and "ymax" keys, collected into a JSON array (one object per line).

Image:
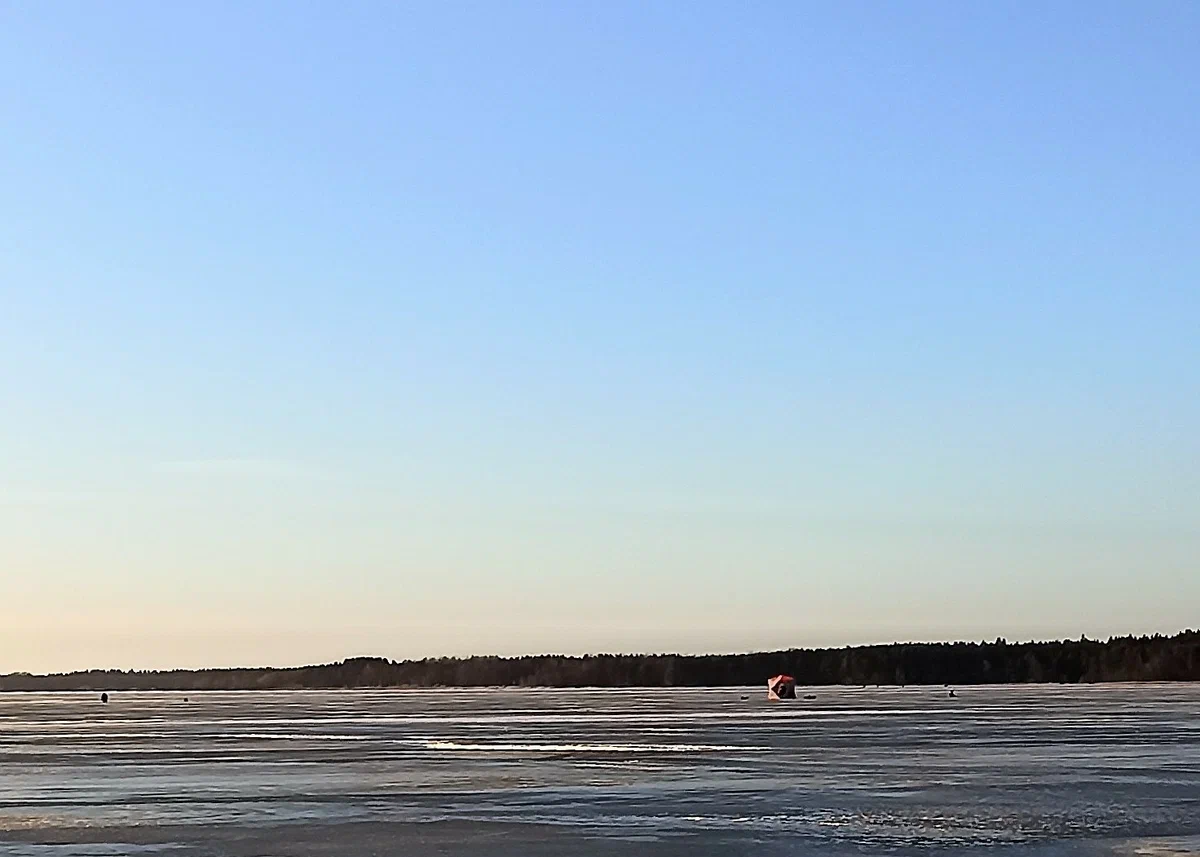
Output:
[{"xmin": 5, "ymin": 631, "xmax": 1198, "ymax": 690}]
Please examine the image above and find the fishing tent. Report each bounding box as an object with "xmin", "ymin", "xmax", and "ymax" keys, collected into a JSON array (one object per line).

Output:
[{"xmin": 767, "ymin": 675, "xmax": 796, "ymax": 700}]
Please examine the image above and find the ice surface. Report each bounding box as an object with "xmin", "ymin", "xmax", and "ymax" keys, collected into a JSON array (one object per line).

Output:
[{"xmin": 1, "ymin": 684, "xmax": 1197, "ymax": 855}]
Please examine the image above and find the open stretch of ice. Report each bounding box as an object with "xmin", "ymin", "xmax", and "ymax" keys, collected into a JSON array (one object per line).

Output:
[{"xmin": 1, "ymin": 685, "xmax": 1198, "ymax": 855}]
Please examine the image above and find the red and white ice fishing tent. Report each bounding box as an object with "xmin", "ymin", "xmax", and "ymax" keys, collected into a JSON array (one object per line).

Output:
[{"xmin": 767, "ymin": 674, "xmax": 796, "ymax": 700}]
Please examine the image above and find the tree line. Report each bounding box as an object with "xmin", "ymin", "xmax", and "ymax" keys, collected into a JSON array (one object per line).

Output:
[{"xmin": 3, "ymin": 631, "xmax": 1197, "ymax": 691}]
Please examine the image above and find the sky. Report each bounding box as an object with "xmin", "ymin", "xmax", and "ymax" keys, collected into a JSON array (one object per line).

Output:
[{"xmin": 1, "ymin": 2, "xmax": 1198, "ymax": 673}]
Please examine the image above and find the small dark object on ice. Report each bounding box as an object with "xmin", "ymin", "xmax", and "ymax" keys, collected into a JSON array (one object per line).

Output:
[{"xmin": 100, "ymin": 693, "xmax": 108, "ymax": 704}]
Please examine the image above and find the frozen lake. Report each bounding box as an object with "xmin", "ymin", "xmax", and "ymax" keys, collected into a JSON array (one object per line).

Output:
[{"xmin": 1, "ymin": 684, "xmax": 1198, "ymax": 855}]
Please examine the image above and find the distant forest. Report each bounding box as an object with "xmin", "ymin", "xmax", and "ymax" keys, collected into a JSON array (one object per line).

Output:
[{"xmin": 4, "ymin": 631, "xmax": 1198, "ymax": 691}]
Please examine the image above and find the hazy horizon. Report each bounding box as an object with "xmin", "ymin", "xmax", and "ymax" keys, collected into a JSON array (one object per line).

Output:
[
  {"xmin": 5, "ymin": 625, "xmax": 1196, "ymax": 677},
  {"xmin": 3, "ymin": 2, "xmax": 1197, "ymax": 675}
]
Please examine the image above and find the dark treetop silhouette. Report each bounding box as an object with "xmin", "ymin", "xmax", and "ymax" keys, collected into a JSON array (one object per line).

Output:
[{"xmin": 3, "ymin": 631, "xmax": 1197, "ymax": 691}]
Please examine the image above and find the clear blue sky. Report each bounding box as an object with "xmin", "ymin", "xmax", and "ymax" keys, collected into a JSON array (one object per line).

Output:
[{"xmin": 2, "ymin": 2, "xmax": 1197, "ymax": 672}]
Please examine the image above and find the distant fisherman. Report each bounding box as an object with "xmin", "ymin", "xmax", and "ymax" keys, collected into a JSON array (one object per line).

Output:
[{"xmin": 100, "ymin": 692, "xmax": 109, "ymax": 704}]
